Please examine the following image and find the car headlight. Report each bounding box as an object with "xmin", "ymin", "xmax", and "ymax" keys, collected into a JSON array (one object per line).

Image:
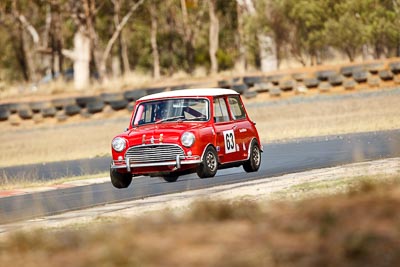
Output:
[
  {"xmin": 112, "ymin": 137, "xmax": 127, "ymax": 152},
  {"xmin": 181, "ymin": 132, "xmax": 195, "ymax": 147}
]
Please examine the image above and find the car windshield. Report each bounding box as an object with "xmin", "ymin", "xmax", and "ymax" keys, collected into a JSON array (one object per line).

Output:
[{"xmin": 132, "ymin": 98, "xmax": 209, "ymax": 126}]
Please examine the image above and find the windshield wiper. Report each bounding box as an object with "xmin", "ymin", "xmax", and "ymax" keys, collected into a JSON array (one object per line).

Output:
[{"xmin": 156, "ymin": 116, "xmax": 185, "ymax": 124}]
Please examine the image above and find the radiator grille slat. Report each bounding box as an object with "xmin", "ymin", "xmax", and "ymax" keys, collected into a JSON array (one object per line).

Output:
[{"xmin": 125, "ymin": 145, "xmax": 184, "ymax": 163}]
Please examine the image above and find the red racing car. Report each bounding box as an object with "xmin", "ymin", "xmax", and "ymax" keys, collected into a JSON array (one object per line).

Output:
[{"xmin": 110, "ymin": 88, "xmax": 262, "ymax": 188}]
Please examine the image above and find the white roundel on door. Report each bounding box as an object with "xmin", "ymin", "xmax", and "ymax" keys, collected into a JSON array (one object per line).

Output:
[{"xmin": 223, "ymin": 130, "xmax": 236, "ymax": 153}]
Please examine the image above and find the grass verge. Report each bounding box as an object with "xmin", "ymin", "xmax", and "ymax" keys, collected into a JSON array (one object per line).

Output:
[{"xmin": 1, "ymin": 174, "xmax": 400, "ymax": 266}]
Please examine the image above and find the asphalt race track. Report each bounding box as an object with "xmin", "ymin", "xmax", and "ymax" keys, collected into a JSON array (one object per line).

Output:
[{"xmin": 1, "ymin": 129, "xmax": 400, "ymax": 224}]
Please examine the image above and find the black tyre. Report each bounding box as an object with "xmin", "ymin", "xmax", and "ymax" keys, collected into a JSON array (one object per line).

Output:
[
  {"xmin": 109, "ymin": 99, "xmax": 128, "ymax": 111},
  {"xmin": 30, "ymin": 101, "xmax": 51, "ymax": 113},
  {"xmin": 304, "ymin": 78, "xmax": 320, "ymax": 88},
  {"xmin": 243, "ymin": 76, "xmax": 266, "ymax": 86},
  {"xmin": 42, "ymin": 106, "xmax": 57, "ymax": 118},
  {"xmin": 123, "ymin": 89, "xmax": 147, "ymax": 101},
  {"xmin": 353, "ymin": 71, "xmax": 368, "ymax": 83},
  {"xmin": 328, "ymin": 74, "xmax": 344, "ymax": 86},
  {"xmin": 18, "ymin": 108, "xmax": 33, "ymax": 120},
  {"xmin": 101, "ymin": 92, "xmax": 124, "ymax": 104},
  {"xmin": 146, "ymin": 87, "xmax": 166, "ymax": 95},
  {"xmin": 163, "ymin": 174, "xmax": 179, "ymax": 183},
  {"xmin": 378, "ymin": 70, "xmax": 393, "ymax": 81},
  {"xmin": 279, "ymin": 79, "xmax": 296, "ymax": 91},
  {"xmin": 65, "ymin": 104, "xmax": 81, "ymax": 116},
  {"xmin": 110, "ymin": 168, "xmax": 132, "ymax": 189},
  {"xmin": 52, "ymin": 98, "xmax": 76, "ymax": 109},
  {"xmin": 76, "ymin": 96, "xmax": 99, "ymax": 108},
  {"xmin": 0, "ymin": 107, "xmax": 9, "ymax": 121},
  {"xmin": 231, "ymin": 84, "xmax": 248, "ymax": 94},
  {"xmin": 87, "ymin": 100, "xmax": 105, "ymax": 114},
  {"xmin": 243, "ymin": 140, "xmax": 261, "ymax": 173},
  {"xmin": 315, "ymin": 70, "xmax": 337, "ymax": 81},
  {"xmin": 197, "ymin": 146, "xmax": 218, "ymax": 179},
  {"xmin": 292, "ymin": 72, "xmax": 307, "ymax": 82},
  {"xmin": 389, "ymin": 61, "xmax": 400, "ymax": 74}
]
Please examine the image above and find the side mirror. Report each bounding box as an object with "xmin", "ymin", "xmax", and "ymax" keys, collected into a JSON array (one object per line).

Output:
[{"xmin": 124, "ymin": 127, "xmax": 129, "ymax": 132}]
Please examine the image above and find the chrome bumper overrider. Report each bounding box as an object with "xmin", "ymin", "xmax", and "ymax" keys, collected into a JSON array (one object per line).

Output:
[{"xmin": 111, "ymin": 155, "xmax": 202, "ymax": 172}]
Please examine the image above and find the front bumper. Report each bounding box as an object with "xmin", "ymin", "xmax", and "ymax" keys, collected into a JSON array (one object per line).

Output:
[{"xmin": 111, "ymin": 155, "xmax": 202, "ymax": 172}]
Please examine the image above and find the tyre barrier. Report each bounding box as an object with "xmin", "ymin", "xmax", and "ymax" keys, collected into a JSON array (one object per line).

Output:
[
  {"xmin": 389, "ymin": 61, "xmax": 400, "ymax": 74},
  {"xmin": 42, "ymin": 106, "xmax": 57, "ymax": 118},
  {"xmin": 304, "ymin": 78, "xmax": 320, "ymax": 88},
  {"xmin": 379, "ymin": 70, "xmax": 394, "ymax": 81},
  {"xmin": 291, "ymin": 72, "xmax": 308, "ymax": 82},
  {"xmin": 328, "ymin": 74, "xmax": 344, "ymax": 86},
  {"xmin": 318, "ymin": 82, "xmax": 332, "ymax": 92},
  {"xmin": 87, "ymin": 100, "xmax": 105, "ymax": 114},
  {"xmin": 0, "ymin": 107, "xmax": 9, "ymax": 121},
  {"xmin": 231, "ymin": 84, "xmax": 248, "ymax": 94},
  {"xmin": 353, "ymin": 71, "xmax": 369, "ymax": 83},
  {"xmin": 253, "ymin": 82, "xmax": 272, "ymax": 93},
  {"xmin": 65, "ymin": 104, "xmax": 81, "ymax": 116},
  {"xmin": 365, "ymin": 62, "xmax": 384, "ymax": 74},
  {"xmin": 316, "ymin": 70, "xmax": 337, "ymax": 81},
  {"xmin": 101, "ymin": 92, "xmax": 124, "ymax": 104},
  {"xmin": 243, "ymin": 76, "xmax": 268, "ymax": 86},
  {"xmin": 279, "ymin": 79, "xmax": 296, "ymax": 91},
  {"xmin": 109, "ymin": 99, "xmax": 128, "ymax": 111},
  {"xmin": 146, "ymin": 87, "xmax": 166, "ymax": 95},
  {"xmin": 123, "ymin": 89, "xmax": 147, "ymax": 101},
  {"xmin": 18, "ymin": 108, "xmax": 33, "ymax": 120},
  {"xmin": 340, "ymin": 65, "xmax": 364, "ymax": 77},
  {"xmin": 1, "ymin": 59, "xmax": 400, "ymax": 125},
  {"xmin": 268, "ymin": 74, "xmax": 284, "ymax": 85},
  {"xmin": 52, "ymin": 98, "xmax": 76, "ymax": 110}
]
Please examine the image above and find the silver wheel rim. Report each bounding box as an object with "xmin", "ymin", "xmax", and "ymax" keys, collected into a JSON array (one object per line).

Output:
[
  {"xmin": 252, "ymin": 146, "xmax": 260, "ymax": 167},
  {"xmin": 206, "ymin": 152, "xmax": 217, "ymax": 171}
]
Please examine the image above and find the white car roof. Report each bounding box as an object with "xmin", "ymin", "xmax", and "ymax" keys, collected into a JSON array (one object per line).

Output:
[{"xmin": 139, "ymin": 88, "xmax": 239, "ymax": 101}]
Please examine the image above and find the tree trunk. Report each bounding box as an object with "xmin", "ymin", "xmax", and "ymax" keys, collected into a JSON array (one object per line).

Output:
[
  {"xmin": 237, "ymin": 0, "xmax": 278, "ymax": 72},
  {"xmin": 180, "ymin": 0, "xmax": 195, "ymax": 73},
  {"xmin": 208, "ymin": 0, "xmax": 219, "ymax": 74},
  {"xmin": 99, "ymin": 0, "xmax": 145, "ymax": 78},
  {"xmin": 50, "ymin": 1, "xmax": 64, "ymax": 77},
  {"xmin": 150, "ymin": 2, "xmax": 160, "ymax": 79},
  {"xmin": 235, "ymin": 2, "xmax": 247, "ymax": 73},
  {"xmin": 258, "ymin": 34, "xmax": 277, "ymax": 72},
  {"xmin": 113, "ymin": 0, "xmax": 130, "ymax": 75},
  {"xmin": 73, "ymin": 27, "xmax": 90, "ymax": 90}
]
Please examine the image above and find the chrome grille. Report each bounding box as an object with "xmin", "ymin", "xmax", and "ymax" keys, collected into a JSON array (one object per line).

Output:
[{"xmin": 125, "ymin": 144, "xmax": 184, "ymax": 163}]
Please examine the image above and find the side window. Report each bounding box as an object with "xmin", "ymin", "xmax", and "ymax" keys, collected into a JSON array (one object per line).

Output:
[
  {"xmin": 213, "ymin": 97, "xmax": 230, "ymax": 123},
  {"xmin": 228, "ymin": 96, "xmax": 246, "ymax": 120}
]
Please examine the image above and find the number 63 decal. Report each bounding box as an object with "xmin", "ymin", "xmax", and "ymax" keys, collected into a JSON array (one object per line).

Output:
[{"xmin": 223, "ymin": 130, "xmax": 236, "ymax": 153}]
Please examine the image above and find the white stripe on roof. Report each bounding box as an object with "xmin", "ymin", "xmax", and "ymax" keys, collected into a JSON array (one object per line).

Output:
[{"xmin": 139, "ymin": 88, "xmax": 239, "ymax": 101}]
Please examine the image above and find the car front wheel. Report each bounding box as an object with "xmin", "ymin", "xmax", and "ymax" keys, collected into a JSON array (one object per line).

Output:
[
  {"xmin": 163, "ymin": 174, "xmax": 179, "ymax": 183},
  {"xmin": 197, "ymin": 146, "xmax": 218, "ymax": 178},
  {"xmin": 243, "ymin": 140, "xmax": 261, "ymax": 172},
  {"xmin": 110, "ymin": 168, "xmax": 133, "ymax": 188}
]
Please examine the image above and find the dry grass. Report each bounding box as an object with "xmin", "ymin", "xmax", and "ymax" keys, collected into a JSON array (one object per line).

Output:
[
  {"xmin": 1, "ymin": 175, "xmax": 400, "ymax": 267},
  {"xmin": 0, "ymin": 91, "xmax": 399, "ymax": 167},
  {"xmin": 247, "ymin": 92, "xmax": 400, "ymax": 142}
]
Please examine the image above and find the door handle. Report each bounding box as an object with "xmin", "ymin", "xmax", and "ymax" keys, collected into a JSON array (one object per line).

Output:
[{"xmin": 232, "ymin": 125, "xmax": 237, "ymax": 130}]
